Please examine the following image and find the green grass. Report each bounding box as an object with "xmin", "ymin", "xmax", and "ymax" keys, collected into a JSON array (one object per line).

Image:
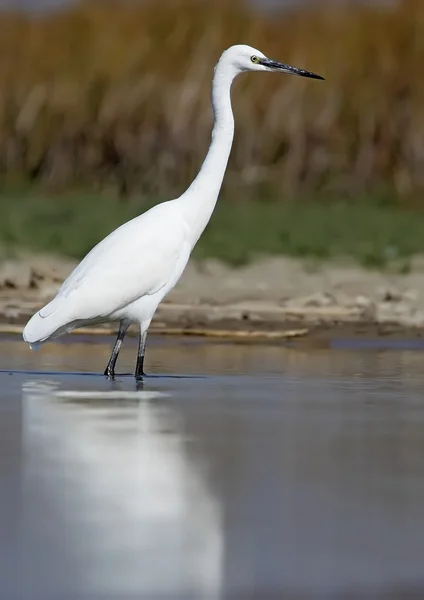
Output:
[{"xmin": 1, "ymin": 190, "xmax": 424, "ymax": 270}]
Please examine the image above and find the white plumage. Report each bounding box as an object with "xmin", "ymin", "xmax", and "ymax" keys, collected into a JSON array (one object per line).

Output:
[
  {"xmin": 24, "ymin": 202, "xmax": 188, "ymax": 341},
  {"xmin": 23, "ymin": 44, "xmax": 323, "ymax": 377}
]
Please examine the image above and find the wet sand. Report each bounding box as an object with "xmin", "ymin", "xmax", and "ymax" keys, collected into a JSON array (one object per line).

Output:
[
  {"xmin": 1, "ymin": 334, "xmax": 424, "ymax": 598},
  {"xmin": 2, "ymin": 254, "xmax": 424, "ymax": 339}
]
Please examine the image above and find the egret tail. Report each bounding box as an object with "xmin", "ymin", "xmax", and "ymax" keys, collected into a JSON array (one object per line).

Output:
[{"xmin": 23, "ymin": 297, "xmax": 73, "ymax": 346}]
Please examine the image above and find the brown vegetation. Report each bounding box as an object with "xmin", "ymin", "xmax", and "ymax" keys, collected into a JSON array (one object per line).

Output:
[{"xmin": 0, "ymin": 0, "xmax": 424, "ymax": 202}]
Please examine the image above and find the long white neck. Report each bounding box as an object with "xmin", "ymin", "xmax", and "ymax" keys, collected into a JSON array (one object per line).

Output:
[{"xmin": 180, "ymin": 60, "xmax": 237, "ymax": 247}]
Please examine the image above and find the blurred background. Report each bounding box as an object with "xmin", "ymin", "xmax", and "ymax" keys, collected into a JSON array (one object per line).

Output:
[{"xmin": 0, "ymin": 0, "xmax": 423, "ymax": 268}]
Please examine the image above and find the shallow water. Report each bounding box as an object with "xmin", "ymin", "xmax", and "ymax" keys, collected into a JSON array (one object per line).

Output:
[{"xmin": 1, "ymin": 334, "xmax": 424, "ymax": 599}]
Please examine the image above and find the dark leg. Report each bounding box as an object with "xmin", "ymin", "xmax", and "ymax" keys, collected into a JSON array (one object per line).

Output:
[
  {"xmin": 104, "ymin": 320, "xmax": 129, "ymax": 377},
  {"xmin": 135, "ymin": 330, "xmax": 147, "ymax": 379}
]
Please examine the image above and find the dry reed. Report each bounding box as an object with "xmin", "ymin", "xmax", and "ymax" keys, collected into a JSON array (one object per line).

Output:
[{"xmin": 1, "ymin": 0, "xmax": 424, "ymax": 202}]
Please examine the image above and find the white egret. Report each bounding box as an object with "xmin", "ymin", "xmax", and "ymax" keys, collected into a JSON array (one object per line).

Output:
[{"xmin": 23, "ymin": 44, "xmax": 323, "ymax": 378}]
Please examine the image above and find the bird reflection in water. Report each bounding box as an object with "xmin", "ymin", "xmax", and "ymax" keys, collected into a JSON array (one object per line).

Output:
[{"xmin": 21, "ymin": 382, "xmax": 223, "ymax": 599}]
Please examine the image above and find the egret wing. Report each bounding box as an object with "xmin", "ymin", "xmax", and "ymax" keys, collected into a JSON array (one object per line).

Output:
[{"xmin": 46, "ymin": 202, "xmax": 187, "ymax": 321}]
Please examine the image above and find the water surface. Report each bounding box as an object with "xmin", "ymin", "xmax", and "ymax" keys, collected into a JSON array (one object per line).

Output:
[{"xmin": 1, "ymin": 334, "xmax": 424, "ymax": 599}]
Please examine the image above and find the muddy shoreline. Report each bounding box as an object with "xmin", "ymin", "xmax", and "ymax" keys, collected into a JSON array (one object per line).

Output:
[{"xmin": 2, "ymin": 253, "xmax": 424, "ymax": 347}]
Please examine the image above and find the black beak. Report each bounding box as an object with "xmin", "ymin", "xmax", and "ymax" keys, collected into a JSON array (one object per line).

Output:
[{"xmin": 260, "ymin": 57, "xmax": 324, "ymax": 80}]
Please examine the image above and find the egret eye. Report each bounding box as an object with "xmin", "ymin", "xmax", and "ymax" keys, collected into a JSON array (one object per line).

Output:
[{"xmin": 251, "ymin": 55, "xmax": 260, "ymax": 64}]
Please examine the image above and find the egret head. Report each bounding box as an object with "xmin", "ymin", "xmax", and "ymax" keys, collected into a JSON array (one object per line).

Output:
[{"xmin": 219, "ymin": 44, "xmax": 324, "ymax": 80}]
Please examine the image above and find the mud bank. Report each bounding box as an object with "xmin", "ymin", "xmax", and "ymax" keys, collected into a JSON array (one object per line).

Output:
[{"xmin": 2, "ymin": 253, "xmax": 424, "ymax": 343}]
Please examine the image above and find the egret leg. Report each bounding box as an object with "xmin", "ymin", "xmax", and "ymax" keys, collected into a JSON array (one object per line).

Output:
[
  {"xmin": 135, "ymin": 321, "xmax": 150, "ymax": 379},
  {"xmin": 135, "ymin": 331, "xmax": 147, "ymax": 379},
  {"xmin": 104, "ymin": 320, "xmax": 129, "ymax": 377}
]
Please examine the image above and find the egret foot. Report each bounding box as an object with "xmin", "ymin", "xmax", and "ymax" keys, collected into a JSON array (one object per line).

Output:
[{"xmin": 134, "ymin": 362, "xmax": 146, "ymax": 379}]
